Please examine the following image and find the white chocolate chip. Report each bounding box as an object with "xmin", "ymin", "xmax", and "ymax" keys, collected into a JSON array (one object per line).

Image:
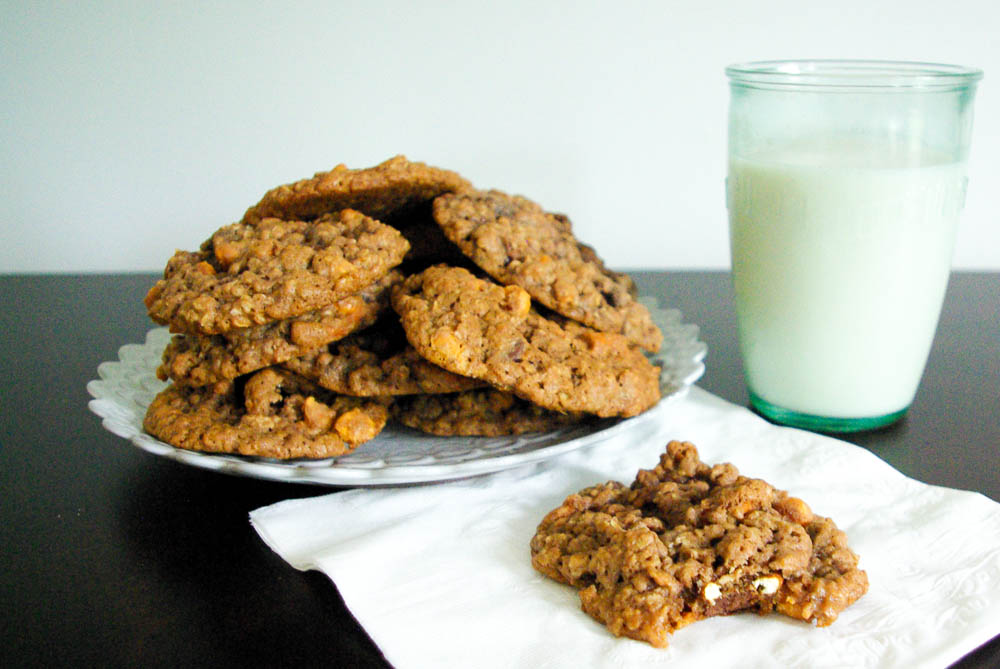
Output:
[
  {"xmin": 752, "ymin": 576, "xmax": 781, "ymax": 595},
  {"xmin": 703, "ymin": 583, "xmax": 722, "ymax": 604}
]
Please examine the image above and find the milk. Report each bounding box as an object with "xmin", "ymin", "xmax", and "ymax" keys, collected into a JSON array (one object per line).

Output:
[{"xmin": 727, "ymin": 146, "xmax": 965, "ymax": 418}]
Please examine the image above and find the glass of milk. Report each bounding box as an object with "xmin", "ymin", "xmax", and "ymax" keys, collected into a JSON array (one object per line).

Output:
[{"xmin": 725, "ymin": 60, "xmax": 982, "ymax": 432}]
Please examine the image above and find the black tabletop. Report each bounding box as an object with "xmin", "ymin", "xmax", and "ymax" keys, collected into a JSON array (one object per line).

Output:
[{"xmin": 2, "ymin": 271, "xmax": 998, "ymax": 668}]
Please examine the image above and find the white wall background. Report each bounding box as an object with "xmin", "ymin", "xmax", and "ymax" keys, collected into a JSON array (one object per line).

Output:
[{"xmin": 3, "ymin": 0, "xmax": 998, "ymax": 273}]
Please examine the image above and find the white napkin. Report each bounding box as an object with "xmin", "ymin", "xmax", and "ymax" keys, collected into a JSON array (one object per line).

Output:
[{"xmin": 250, "ymin": 387, "xmax": 1000, "ymax": 668}]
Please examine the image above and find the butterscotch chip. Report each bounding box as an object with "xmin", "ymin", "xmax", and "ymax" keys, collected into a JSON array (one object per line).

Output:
[
  {"xmin": 282, "ymin": 317, "xmax": 484, "ymax": 397},
  {"xmin": 144, "ymin": 212, "xmax": 409, "ymax": 335},
  {"xmin": 241, "ymin": 155, "xmax": 472, "ymax": 225},
  {"xmin": 391, "ymin": 265, "xmax": 661, "ymax": 418},
  {"xmin": 157, "ymin": 271, "xmax": 400, "ymax": 388},
  {"xmin": 432, "ymin": 190, "xmax": 661, "ymax": 352},
  {"xmin": 143, "ymin": 368, "xmax": 389, "ymax": 459},
  {"xmin": 530, "ymin": 441, "xmax": 868, "ymax": 648},
  {"xmin": 392, "ymin": 388, "xmax": 587, "ymax": 436}
]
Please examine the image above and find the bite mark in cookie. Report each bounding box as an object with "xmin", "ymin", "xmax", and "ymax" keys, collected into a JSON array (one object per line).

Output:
[
  {"xmin": 529, "ymin": 441, "xmax": 868, "ymax": 648},
  {"xmin": 432, "ymin": 190, "xmax": 660, "ymax": 352},
  {"xmin": 144, "ymin": 212, "xmax": 409, "ymax": 335},
  {"xmin": 391, "ymin": 265, "xmax": 661, "ymax": 418}
]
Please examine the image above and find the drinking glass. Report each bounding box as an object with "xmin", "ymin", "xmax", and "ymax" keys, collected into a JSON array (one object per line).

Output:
[{"xmin": 725, "ymin": 60, "xmax": 982, "ymax": 432}]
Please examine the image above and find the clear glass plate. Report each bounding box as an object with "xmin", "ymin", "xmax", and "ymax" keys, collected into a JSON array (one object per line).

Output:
[{"xmin": 87, "ymin": 300, "xmax": 706, "ymax": 486}]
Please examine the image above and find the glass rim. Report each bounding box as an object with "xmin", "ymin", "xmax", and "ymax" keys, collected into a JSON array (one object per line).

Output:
[{"xmin": 726, "ymin": 59, "xmax": 983, "ymax": 91}]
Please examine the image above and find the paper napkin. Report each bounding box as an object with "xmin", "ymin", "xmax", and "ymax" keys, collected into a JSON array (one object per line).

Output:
[{"xmin": 250, "ymin": 387, "xmax": 1000, "ymax": 668}]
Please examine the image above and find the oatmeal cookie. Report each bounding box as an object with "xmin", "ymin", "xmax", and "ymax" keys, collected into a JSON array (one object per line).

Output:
[
  {"xmin": 432, "ymin": 190, "xmax": 660, "ymax": 352},
  {"xmin": 241, "ymin": 155, "xmax": 472, "ymax": 225},
  {"xmin": 391, "ymin": 265, "xmax": 661, "ymax": 418},
  {"xmin": 530, "ymin": 441, "xmax": 868, "ymax": 648},
  {"xmin": 392, "ymin": 388, "xmax": 586, "ymax": 436},
  {"xmin": 157, "ymin": 271, "xmax": 400, "ymax": 388},
  {"xmin": 282, "ymin": 317, "xmax": 484, "ymax": 396},
  {"xmin": 143, "ymin": 368, "xmax": 389, "ymax": 459},
  {"xmin": 144, "ymin": 212, "xmax": 409, "ymax": 335}
]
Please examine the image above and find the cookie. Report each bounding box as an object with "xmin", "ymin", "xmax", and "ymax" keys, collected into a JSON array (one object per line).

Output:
[
  {"xmin": 530, "ymin": 441, "xmax": 868, "ymax": 648},
  {"xmin": 432, "ymin": 190, "xmax": 661, "ymax": 352},
  {"xmin": 157, "ymin": 271, "xmax": 400, "ymax": 388},
  {"xmin": 392, "ymin": 388, "xmax": 586, "ymax": 436},
  {"xmin": 241, "ymin": 155, "xmax": 472, "ymax": 225},
  {"xmin": 282, "ymin": 317, "xmax": 484, "ymax": 397},
  {"xmin": 391, "ymin": 265, "xmax": 661, "ymax": 418},
  {"xmin": 143, "ymin": 368, "xmax": 389, "ymax": 459},
  {"xmin": 144, "ymin": 211, "xmax": 409, "ymax": 335}
]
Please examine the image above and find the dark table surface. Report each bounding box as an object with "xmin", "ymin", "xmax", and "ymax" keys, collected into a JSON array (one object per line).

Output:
[{"xmin": 2, "ymin": 271, "xmax": 998, "ymax": 668}]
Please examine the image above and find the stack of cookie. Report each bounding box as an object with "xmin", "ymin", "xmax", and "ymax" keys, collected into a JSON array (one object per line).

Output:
[{"xmin": 142, "ymin": 156, "xmax": 664, "ymax": 459}]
